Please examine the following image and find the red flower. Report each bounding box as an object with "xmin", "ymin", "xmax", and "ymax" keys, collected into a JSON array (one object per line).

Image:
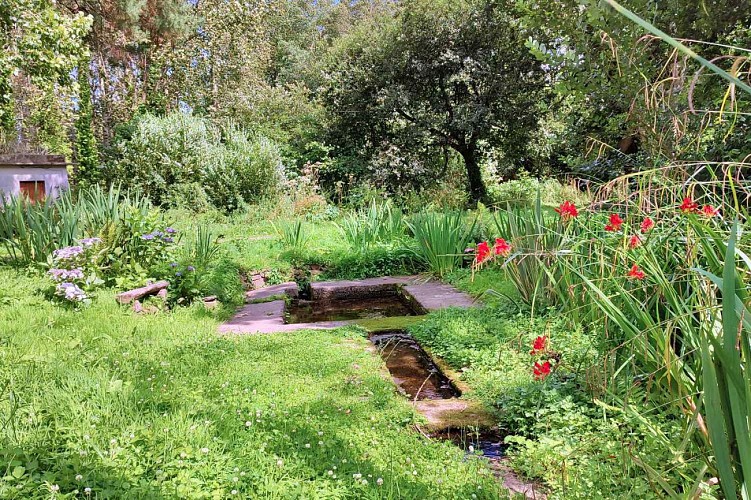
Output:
[
  {"xmin": 701, "ymin": 205, "xmax": 720, "ymax": 218},
  {"xmin": 627, "ymin": 264, "xmax": 646, "ymax": 280},
  {"xmin": 628, "ymin": 234, "xmax": 641, "ymax": 249},
  {"xmin": 533, "ymin": 361, "xmax": 551, "ymax": 381},
  {"xmin": 680, "ymin": 197, "xmax": 699, "ymax": 213},
  {"xmin": 604, "ymin": 213, "xmax": 624, "ymax": 232},
  {"xmin": 640, "ymin": 217, "xmax": 654, "ymax": 233},
  {"xmin": 475, "ymin": 241, "xmax": 491, "ymax": 263},
  {"xmin": 531, "ymin": 335, "xmax": 547, "ymax": 354},
  {"xmin": 555, "ymin": 201, "xmax": 579, "ymax": 220},
  {"xmin": 493, "ymin": 238, "xmax": 512, "ymax": 257}
]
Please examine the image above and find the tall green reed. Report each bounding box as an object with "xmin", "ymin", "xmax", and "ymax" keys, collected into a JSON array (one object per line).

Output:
[
  {"xmin": 407, "ymin": 211, "xmax": 476, "ymax": 277},
  {"xmin": 338, "ymin": 200, "xmax": 405, "ymax": 252}
]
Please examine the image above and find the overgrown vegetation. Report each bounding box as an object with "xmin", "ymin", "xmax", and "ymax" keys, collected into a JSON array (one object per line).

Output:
[{"xmin": 3, "ymin": 0, "xmax": 751, "ymax": 497}]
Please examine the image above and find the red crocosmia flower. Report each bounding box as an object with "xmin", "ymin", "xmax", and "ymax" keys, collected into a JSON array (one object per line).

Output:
[
  {"xmin": 627, "ymin": 264, "xmax": 646, "ymax": 280},
  {"xmin": 628, "ymin": 234, "xmax": 641, "ymax": 249},
  {"xmin": 494, "ymin": 238, "xmax": 512, "ymax": 257},
  {"xmin": 533, "ymin": 361, "xmax": 551, "ymax": 381},
  {"xmin": 531, "ymin": 335, "xmax": 547, "ymax": 354},
  {"xmin": 554, "ymin": 201, "xmax": 579, "ymax": 220},
  {"xmin": 680, "ymin": 197, "xmax": 699, "ymax": 213},
  {"xmin": 475, "ymin": 241, "xmax": 491, "ymax": 263},
  {"xmin": 701, "ymin": 205, "xmax": 720, "ymax": 218},
  {"xmin": 640, "ymin": 217, "xmax": 654, "ymax": 233},
  {"xmin": 604, "ymin": 213, "xmax": 624, "ymax": 232}
]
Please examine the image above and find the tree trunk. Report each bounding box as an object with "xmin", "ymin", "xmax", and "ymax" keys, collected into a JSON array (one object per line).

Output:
[{"xmin": 460, "ymin": 147, "xmax": 487, "ymax": 205}]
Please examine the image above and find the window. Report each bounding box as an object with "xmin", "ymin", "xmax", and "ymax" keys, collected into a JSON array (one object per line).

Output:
[{"xmin": 19, "ymin": 181, "xmax": 46, "ymax": 203}]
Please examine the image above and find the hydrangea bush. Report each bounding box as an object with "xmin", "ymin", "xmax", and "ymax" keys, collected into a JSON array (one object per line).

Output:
[{"xmin": 46, "ymin": 238, "xmax": 104, "ymax": 306}]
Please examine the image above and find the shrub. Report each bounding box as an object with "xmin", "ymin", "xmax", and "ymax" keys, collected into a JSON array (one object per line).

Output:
[{"xmin": 104, "ymin": 113, "xmax": 284, "ymax": 211}]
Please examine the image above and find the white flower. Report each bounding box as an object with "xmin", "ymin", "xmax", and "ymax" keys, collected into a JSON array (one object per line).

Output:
[
  {"xmin": 200, "ymin": 447, "xmax": 209, "ymax": 454},
  {"xmin": 361, "ymin": 479, "xmax": 368, "ymax": 485},
  {"xmin": 245, "ymin": 421, "xmax": 252, "ymax": 427},
  {"xmin": 75, "ymin": 474, "xmax": 83, "ymax": 481},
  {"xmin": 304, "ymin": 443, "xmax": 311, "ymax": 448},
  {"xmin": 377, "ymin": 478, "xmax": 383, "ymax": 486},
  {"xmin": 276, "ymin": 460, "xmax": 283, "ymax": 467},
  {"xmin": 231, "ymin": 490, "xmax": 238, "ymax": 495},
  {"xmin": 327, "ymin": 470, "xmax": 333, "ymax": 476},
  {"xmin": 318, "ymin": 441, "xmax": 323, "ymax": 446},
  {"xmin": 84, "ymin": 487, "xmax": 92, "ymax": 494},
  {"xmin": 51, "ymin": 484, "xmax": 60, "ymax": 492}
]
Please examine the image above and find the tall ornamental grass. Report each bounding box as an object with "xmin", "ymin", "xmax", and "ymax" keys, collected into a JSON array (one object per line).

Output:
[
  {"xmin": 407, "ymin": 211, "xmax": 476, "ymax": 277},
  {"xmin": 0, "ymin": 186, "xmax": 153, "ymax": 266},
  {"xmin": 338, "ymin": 200, "xmax": 405, "ymax": 252}
]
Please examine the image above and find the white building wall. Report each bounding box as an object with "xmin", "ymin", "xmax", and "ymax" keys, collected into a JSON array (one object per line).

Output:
[{"xmin": 0, "ymin": 166, "xmax": 70, "ymax": 200}]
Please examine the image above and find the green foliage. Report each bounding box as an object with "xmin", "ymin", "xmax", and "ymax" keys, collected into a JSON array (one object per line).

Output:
[
  {"xmin": 338, "ymin": 200, "xmax": 405, "ymax": 252},
  {"xmin": 491, "ymin": 197, "xmax": 569, "ymax": 309},
  {"xmin": 695, "ymin": 221, "xmax": 751, "ymax": 499},
  {"xmin": 0, "ymin": 194, "xmax": 79, "ymax": 264},
  {"xmin": 407, "ymin": 211, "xmax": 476, "ymax": 277},
  {"xmin": 202, "ymin": 256, "xmax": 244, "ymax": 306},
  {"xmin": 273, "ymin": 220, "xmax": 310, "ymax": 253},
  {"xmin": 73, "ymin": 61, "xmax": 98, "ymax": 186},
  {"xmin": 104, "ymin": 113, "xmax": 284, "ymax": 211},
  {"xmin": 321, "ymin": 247, "xmax": 421, "ymax": 281},
  {"xmin": 1, "ymin": 0, "xmax": 91, "ymax": 152}
]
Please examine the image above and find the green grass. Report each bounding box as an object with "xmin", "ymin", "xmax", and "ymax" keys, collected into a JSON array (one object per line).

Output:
[{"xmin": 0, "ymin": 268, "xmax": 507, "ymax": 499}]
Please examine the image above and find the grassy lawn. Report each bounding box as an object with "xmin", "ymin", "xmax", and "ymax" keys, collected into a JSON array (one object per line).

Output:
[{"xmin": 0, "ymin": 269, "xmax": 506, "ymax": 499}]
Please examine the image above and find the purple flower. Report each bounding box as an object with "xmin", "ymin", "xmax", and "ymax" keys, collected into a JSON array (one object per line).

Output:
[
  {"xmin": 48, "ymin": 268, "xmax": 84, "ymax": 282},
  {"xmin": 79, "ymin": 237, "xmax": 102, "ymax": 247},
  {"xmin": 153, "ymin": 231, "xmax": 164, "ymax": 238},
  {"xmin": 165, "ymin": 227, "xmax": 177, "ymax": 234},
  {"xmin": 187, "ymin": 266, "xmax": 195, "ymax": 272},
  {"xmin": 170, "ymin": 262, "xmax": 178, "ymax": 268},
  {"xmin": 141, "ymin": 234, "xmax": 155, "ymax": 241},
  {"xmin": 52, "ymin": 246, "xmax": 85, "ymax": 262},
  {"xmin": 55, "ymin": 282, "xmax": 88, "ymax": 302},
  {"xmin": 162, "ymin": 237, "xmax": 174, "ymax": 243},
  {"xmin": 175, "ymin": 272, "xmax": 182, "ymax": 277}
]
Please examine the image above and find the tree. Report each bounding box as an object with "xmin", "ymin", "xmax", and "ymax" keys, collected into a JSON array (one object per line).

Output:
[
  {"xmin": 521, "ymin": 0, "xmax": 751, "ymax": 177},
  {"xmin": 75, "ymin": 59, "xmax": 98, "ymax": 186},
  {"xmin": 1, "ymin": 0, "xmax": 91, "ymax": 152},
  {"xmin": 323, "ymin": 0, "xmax": 545, "ymax": 202}
]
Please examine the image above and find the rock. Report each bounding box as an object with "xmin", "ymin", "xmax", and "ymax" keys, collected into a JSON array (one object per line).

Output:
[
  {"xmin": 203, "ymin": 296, "xmax": 218, "ymax": 302},
  {"xmin": 133, "ymin": 300, "xmax": 143, "ymax": 313},
  {"xmin": 203, "ymin": 299, "xmax": 219, "ymax": 310},
  {"xmin": 251, "ymin": 273, "xmax": 266, "ymax": 290},
  {"xmin": 116, "ymin": 280, "xmax": 169, "ymax": 305},
  {"xmin": 156, "ymin": 288, "xmax": 168, "ymax": 299}
]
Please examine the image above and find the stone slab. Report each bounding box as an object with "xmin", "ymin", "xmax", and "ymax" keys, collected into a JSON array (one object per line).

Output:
[
  {"xmin": 310, "ymin": 276, "xmax": 423, "ymax": 301},
  {"xmin": 403, "ymin": 283, "xmax": 476, "ymax": 311},
  {"xmin": 245, "ymin": 282, "xmax": 298, "ymax": 302},
  {"xmin": 218, "ymin": 300, "xmax": 286, "ymax": 334},
  {"xmin": 224, "ymin": 276, "xmax": 476, "ymax": 334}
]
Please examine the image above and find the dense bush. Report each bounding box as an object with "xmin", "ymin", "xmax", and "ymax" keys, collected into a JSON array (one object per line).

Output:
[{"xmin": 104, "ymin": 113, "xmax": 285, "ymax": 211}]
